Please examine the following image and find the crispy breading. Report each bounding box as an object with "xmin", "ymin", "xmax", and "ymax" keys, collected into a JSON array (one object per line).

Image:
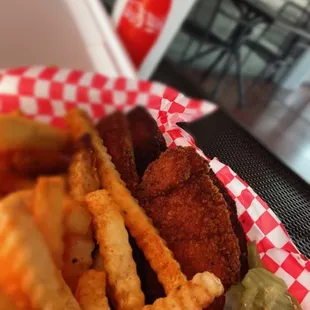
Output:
[
  {"xmin": 65, "ymin": 109, "xmax": 186, "ymax": 294},
  {"xmin": 142, "ymin": 272, "xmax": 224, "ymax": 310},
  {"xmin": 68, "ymin": 134, "xmax": 100, "ymax": 203},
  {"xmin": 33, "ymin": 176, "xmax": 65, "ymax": 269},
  {"xmin": 127, "ymin": 107, "xmax": 167, "ymax": 177},
  {"xmin": 76, "ymin": 270, "xmax": 110, "ymax": 310},
  {"xmin": 137, "ymin": 147, "xmax": 241, "ymax": 308},
  {"xmin": 97, "ymin": 111, "xmax": 139, "ymax": 194},
  {"xmin": 85, "ymin": 190, "xmax": 145, "ymax": 310},
  {"xmin": 208, "ymin": 170, "xmax": 249, "ymax": 280},
  {"xmin": 0, "ymin": 192, "xmax": 80, "ymax": 310},
  {"xmin": 10, "ymin": 149, "xmax": 70, "ymax": 176}
]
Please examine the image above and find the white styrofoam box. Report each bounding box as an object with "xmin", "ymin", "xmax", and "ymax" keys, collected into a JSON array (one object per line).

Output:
[{"xmin": 0, "ymin": 0, "xmax": 136, "ymax": 78}]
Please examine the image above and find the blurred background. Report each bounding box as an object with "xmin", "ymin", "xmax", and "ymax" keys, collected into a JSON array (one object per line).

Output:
[{"xmin": 103, "ymin": 0, "xmax": 310, "ymax": 188}]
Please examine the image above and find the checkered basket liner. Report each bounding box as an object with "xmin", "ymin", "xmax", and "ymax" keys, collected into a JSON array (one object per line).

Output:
[{"xmin": 0, "ymin": 66, "xmax": 309, "ymax": 308}]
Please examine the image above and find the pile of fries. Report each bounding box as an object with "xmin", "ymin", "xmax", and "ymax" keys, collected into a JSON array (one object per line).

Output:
[{"xmin": 0, "ymin": 109, "xmax": 224, "ymax": 310}]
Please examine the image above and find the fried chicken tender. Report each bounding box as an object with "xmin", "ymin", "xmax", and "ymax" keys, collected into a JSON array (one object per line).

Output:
[
  {"xmin": 208, "ymin": 170, "xmax": 248, "ymax": 280},
  {"xmin": 66, "ymin": 109, "xmax": 186, "ymax": 295},
  {"xmin": 97, "ymin": 111, "xmax": 139, "ymax": 194},
  {"xmin": 127, "ymin": 107, "xmax": 167, "ymax": 177},
  {"xmin": 10, "ymin": 149, "xmax": 70, "ymax": 176},
  {"xmin": 137, "ymin": 147, "xmax": 241, "ymax": 308}
]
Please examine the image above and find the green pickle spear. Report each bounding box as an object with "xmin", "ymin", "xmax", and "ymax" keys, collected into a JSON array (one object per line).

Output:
[{"xmin": 226, "ymin": 242, "xmax": 302, "ymax": 309}]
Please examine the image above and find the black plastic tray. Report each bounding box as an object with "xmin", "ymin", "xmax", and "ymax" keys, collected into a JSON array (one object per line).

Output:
[{"xmin": 181, "ymin": 110, "xmax": 310, "ymax": 258}]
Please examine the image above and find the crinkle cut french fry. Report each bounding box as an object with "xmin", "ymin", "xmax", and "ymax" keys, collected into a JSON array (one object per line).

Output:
[
  {"xmin": 68, "ymin": 136, "xmax": 100, "ymax": 203},
  {"xmin": 64, "ymin": 141, "xmax": 97, "ymax": 292},
  {"xmin": 33, "ymin": 176, "xmax": 65, "ymax": 269},
  {"xmin": 92, "ymin": 249, "xmax": 105, "ymax": 271},
  {"xmin": 0, "ymin": 287, "xmax": 19, "ymax": 310},
  {"xmin": 0, "ymin": 114, "xmax": 70, "ymax": 151},
  {"xmin": 142, "ymin": 272, "xmax": 224, "ymax": 310},
  {"xmin": 85, "ymin": 190, "xmax": 145, "ymax": 310},
  {"xmin": 9, "ymin": 189, "xmax": 33, "ymax": 213},
  {"xmin": 63, "ymin": 196, "xmax": 91, "ymax": 236},
  {"xmin": 62, "ymin": 235, "xmax": 94, "ymax": 293},
  {"xmin": 76, "ymin": 270, "xmax": 110, "ymax": 310},
  {"xmin": 0, "ymin": 192, "xmax": 81, "ymax": 310},
  {"xmin": 66, "ymin": 109, "xmax": 186, "ymax": 294}
]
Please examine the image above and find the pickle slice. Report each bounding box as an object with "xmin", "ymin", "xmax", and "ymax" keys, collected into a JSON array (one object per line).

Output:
[
  {"xmin": 247, "ymin": 241, "xmax": 264, "ymax": 269},
  {"xmin": 227, "ymin": 267, "xmax": 301, "ymax": 309}
]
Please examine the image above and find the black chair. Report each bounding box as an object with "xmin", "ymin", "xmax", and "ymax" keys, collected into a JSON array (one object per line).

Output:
[
  {"xmin": 245, "ymin": 2, "xmax": 310, "ymax": 92},
  {"xmin": 179, "ymin": 0, "xmax": 238, "ymax": 66},
  {"xmin": 178, "ymin": 0, "xmax": 272, "ymax": 107}
]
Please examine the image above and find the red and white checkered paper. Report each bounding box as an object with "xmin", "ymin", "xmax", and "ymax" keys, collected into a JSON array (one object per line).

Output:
[{"xmin": 0, "ymin": 66, "xmax": 309, "ymax": 308}]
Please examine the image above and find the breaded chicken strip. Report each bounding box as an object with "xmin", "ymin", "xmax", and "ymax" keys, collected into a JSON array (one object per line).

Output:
[
  {"xmin": 208, "ymin": 170, "xmax": 248, "ymax": 280},
  {"xmin": 97, "ymin": 111, "xmax": 139, "ymax": 194},
  {"xmin": 127, "ymin": 107, "xmax": 167, "ymax": 177},
  {"xmin": 137, "ymin": 147, "xmax": 241, "ymax": 309}
]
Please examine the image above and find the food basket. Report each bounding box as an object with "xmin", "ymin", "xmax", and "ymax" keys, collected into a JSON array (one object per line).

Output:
[{"xmin": 0, "ymin": 66, "xmax": 309, "ymax": 308}]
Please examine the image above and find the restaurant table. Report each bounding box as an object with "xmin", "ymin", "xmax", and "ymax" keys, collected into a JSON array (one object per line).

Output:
[
  {"xmin": 181, "ymin": 110, "xmax": 310, "ymax": 258},
  {"xmin": 235, "ymin": 0, "xmax": 310, "ymax": 41}
]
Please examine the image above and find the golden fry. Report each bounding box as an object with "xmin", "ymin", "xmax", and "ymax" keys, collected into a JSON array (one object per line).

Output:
[
  {"xmin": 33, "ymin": 176, "xmax": 65, "ymax": 269},
  {"xmin": 9, "ymin": 189, "xmax": 33, "ymax": 213},
  {"xmin": 76, "ymin": 270, "xmax": 110, "ymax": 310},
  {"xmin": 63, "ymin": 196, "xmax": 91, "ymax": 236},
  {"xmin": 143, "ymin": 272, "xmax": 224, "ymax": 310},
  {"xmin": 92, "ymin": 249, "xmax": 105, "ymax": 271},
  {"xmin": 62, "ymin": 235, "xmax": 94, "ymax": 293},
  {"xmin": 64, "ymin": 133, "xmax": 98, "ymax": 292},
  {"xmin": 10, "ymin": 109, "xmax": 26, "ymax": 118},
  {"xmin": 0, "ymin": 114, "xmax": 70, "ymax": 151},
  {"xmin": 66, "ymin": 109, "xmax": 186, "ymax": 294},
  {"xmin": 0, "ymin": 192, "xmax": 81, "ymax": 310},
  {"xmin": 85, "ymin": 190, "xmax": 145, "ymax": 310},
  {"xmin": 0, "ymin": 287, "xmax": 19, "ymax": 310},
  {"xmin": 68, "ymin": 135, "xmax": 100, "ymax": 203}
]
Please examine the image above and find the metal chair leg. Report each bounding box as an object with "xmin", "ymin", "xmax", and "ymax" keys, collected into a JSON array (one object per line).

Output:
[
  {"xmin": 200, "ymin": 48, "xmax": 226, "ymax": 82},
  {"xmin": 181, "ymin": 45, "xmax": 218, "ymax": 66},
  {"xmin": 179, "ymin": 36, "xmax": 194, "ymax": 62},
  {"xmin": 235, "ymin": 50, "xmax": 245, "ymax": 107},
  {"xmin": 211, "ymin": 51, "xmax": 234, "ymax": 98}
]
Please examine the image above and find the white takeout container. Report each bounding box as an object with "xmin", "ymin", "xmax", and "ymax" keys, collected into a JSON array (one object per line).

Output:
[{"xmin": 0, "ymin": 0, "xmax": 136, "ymax": 78}]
